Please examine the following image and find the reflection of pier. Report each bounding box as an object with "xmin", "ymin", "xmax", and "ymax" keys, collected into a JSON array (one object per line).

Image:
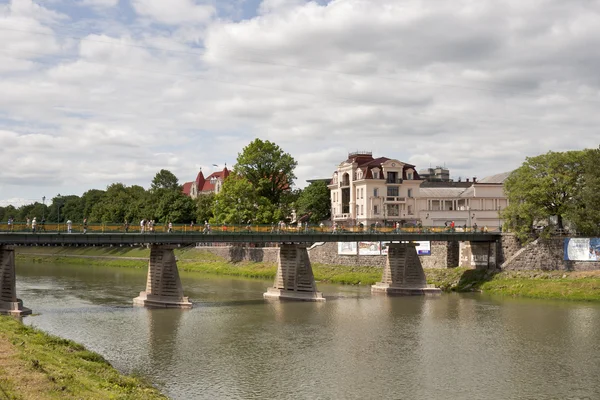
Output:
[{"xmin": 0, "ymin": 231, "xmax": 499, "ymax": 314}]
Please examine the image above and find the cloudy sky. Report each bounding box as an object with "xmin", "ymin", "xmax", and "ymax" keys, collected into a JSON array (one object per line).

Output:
[{"xmin": 1, "ymin": 0, "xmax": 599, "ymax": 207}]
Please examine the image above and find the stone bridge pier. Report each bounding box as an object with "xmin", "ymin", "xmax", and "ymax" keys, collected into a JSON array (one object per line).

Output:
[
  {"xmin": 0, "ymin": 245, "xmax": 32, "ymax": 316},
  {"xmin": 133, "ymin": 245, "xmax": 192, "ymax": 308},
  {"xmin": 372, "ymin": 242, "xmax": 441, "ymax": 295},
  {"xmin": 264, "ymin": 243, "xmax": 325, "ymax": 301}
]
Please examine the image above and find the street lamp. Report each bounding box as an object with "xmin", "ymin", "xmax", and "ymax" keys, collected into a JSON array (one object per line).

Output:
[
  {"xmin": 42, "ymin": 196, "xmax": 46, "ymax": 220},
  {"xmin": 56, "ymin": 194, "xmax": 62, "ymax": 233}
]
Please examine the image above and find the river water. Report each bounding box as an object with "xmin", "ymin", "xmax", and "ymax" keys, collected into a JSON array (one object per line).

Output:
[{"xmin": 15, "ymin": 261, "xmax": 600, "ymax": 400}]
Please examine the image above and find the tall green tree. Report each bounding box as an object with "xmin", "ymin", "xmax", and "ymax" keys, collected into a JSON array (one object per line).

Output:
[
  {"xmin": 502, "ymin": 150, "xmax": 587, "ymax": 240},
  {"xmin": 234, "ymin": 139, "xmax": 297, "ymax": 205},
  {"xmin": 151, "ymin": 169, "xmax": 181, "ymax": 191},
  {"xmin": 195, "ymin": 193, "xmax": 216, "ymax": 225},
  {"xmin": 295, "ymin": 181, "xmax": 331, "ymax": 223},
  {"xmin": 568, "ymin": 146, "xmax": 600, "ymax": 235}
]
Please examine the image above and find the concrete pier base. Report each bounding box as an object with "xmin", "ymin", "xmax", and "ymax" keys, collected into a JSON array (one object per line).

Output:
[
  {"xmin": 0, "ymin": 246, "xmax": 32, "ymax": 316},
  {"xmin": 372, "ymin": 243, "xmax": 441, "ymax": 296},
  {"xmin": 264, "ymin": 244, "xmax": 325, "ymax": 302},
  {"xmin": 133, "ymin": 245, "xmax": 192, "ymax": 308}
]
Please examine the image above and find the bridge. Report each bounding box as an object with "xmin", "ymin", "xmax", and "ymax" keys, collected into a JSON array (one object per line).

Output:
[{"xmin": 0, "ymin": 231, "xmax": 501, "ymax": 316}]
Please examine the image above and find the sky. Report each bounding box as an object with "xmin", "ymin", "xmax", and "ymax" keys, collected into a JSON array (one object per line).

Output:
[{"xmin": 1, "ymin": 0, "xmax": 599, "ymax": 207}]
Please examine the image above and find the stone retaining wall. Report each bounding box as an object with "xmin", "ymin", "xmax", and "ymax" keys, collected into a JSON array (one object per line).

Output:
[
  {"xmin": 501, "ymin": 236, "xmax": 600, "ymax": 271},
  {"xmin": 197, "ymin": 242, "xmax": 458, "ymax": 269}
]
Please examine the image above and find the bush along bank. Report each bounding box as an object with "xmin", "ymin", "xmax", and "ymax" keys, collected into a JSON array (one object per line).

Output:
[
  {"xmin": 0, "ymin": 316, "xmax": 167, "ymax": 400},
  {"xmin": 15, "ymin": 248, "xmax": 600, "ymax": 302}
]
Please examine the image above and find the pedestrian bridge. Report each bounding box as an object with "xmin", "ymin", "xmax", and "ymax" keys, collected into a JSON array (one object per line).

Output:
[{"xmin": 0, "ymin": 231, "xmax": 501, "ymax": 316}]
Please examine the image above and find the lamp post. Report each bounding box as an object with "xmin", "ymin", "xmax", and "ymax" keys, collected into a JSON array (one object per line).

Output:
[
  {"xmin": 42, "ymin": 196, "xmax": 46, "ymax": 220},
  {"xmin": 56, "ymin": 194, "xmax": 62, "ymax": 233}
]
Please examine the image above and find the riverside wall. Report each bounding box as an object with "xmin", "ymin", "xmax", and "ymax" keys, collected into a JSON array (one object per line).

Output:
[{"xmin": 195, "ymin": 234, "xmax": 600, "ymax": 271}]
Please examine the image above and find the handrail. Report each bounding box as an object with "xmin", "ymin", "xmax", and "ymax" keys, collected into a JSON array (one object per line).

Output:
[{"xmin": 0, "ymin": 222, "xmax": 497, "ymax": 235}]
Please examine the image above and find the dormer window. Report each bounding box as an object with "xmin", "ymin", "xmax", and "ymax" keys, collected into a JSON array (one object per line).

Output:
[
  {"xmin": 333, "ymin": 173, "xmax": 338, "ymax": 184},
  {"xmin": 407, "ymin": 172, "xmax": 413, "ymax": 180},
  {"xmin": 357, "ymin": 169, "xmax": 363, "ymax": 180},
  {"xmin": 372, "ymin": 167, "xmax": 380, "ymax": 179}
]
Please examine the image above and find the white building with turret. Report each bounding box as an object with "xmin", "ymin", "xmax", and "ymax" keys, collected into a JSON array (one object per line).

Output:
[{"xmin": 328, "ymin": 152, "xmax": 509, "ymax": 230}]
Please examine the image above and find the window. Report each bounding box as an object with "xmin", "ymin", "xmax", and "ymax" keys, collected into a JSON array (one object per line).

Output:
[
  {"xmin": 387, "ymin": 186, "xmax": 399, "ymax": 197},
  {"xmin": 361, "ymin": 188, "xmax": 364, "ymax": 199},
  {"xmin": 356, "ymin": 188, "xmax": 359, "ymax": 199},
  {"xmin": 373, "ymin": 171, "xmax": 379, "ymax": 179},
  {"xmin": 407, "ymin": 172, "xmax": 413, "ymax": 180},
  {"xmin": 374, "ymin": 188, "xmax": 379, "ymax": 197},
  {"xmin": 374, "ymin": 205, "xmax": 379, "ymax": 215},
  {"xmin": 408, "ymin": 205, "xmax": 413, "ymax": 215},
  {"xmin": 360, "ymin": 205, "xmax": 363, "ymax": 215},
  {"xmin": 407, "ymin": 188, "xmax": 413, "ymax": 198}
]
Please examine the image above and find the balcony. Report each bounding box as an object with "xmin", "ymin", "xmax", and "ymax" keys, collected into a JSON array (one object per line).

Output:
[
  {"xmin": 334, "ymin": 213, "xmax": 351, "ymax": 220},
  {"xmin": 384, "ymin": 196, "xmax": 406, "ymax": 203},
  {"xmin": 386, "ymin": 179, "xmax": 403, "ymax": 184}
]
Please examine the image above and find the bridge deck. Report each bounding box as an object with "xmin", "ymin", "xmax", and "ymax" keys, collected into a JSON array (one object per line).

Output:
[{"xmin": 0, "ymin": 232, "xmax": 500, "ymax": 246}]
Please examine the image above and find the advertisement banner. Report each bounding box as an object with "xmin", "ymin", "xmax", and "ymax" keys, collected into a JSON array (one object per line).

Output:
[
  {"xmin": 564, "ymin": 238, "xmax": 600, "ymax": 261},
  {"xmin": 338, "ymin": 242, "xmax": 357, "ymax": 255},
  {"xmin": 416, "ymin": 241, "xmax": 431, "ymax": 256},
  {"xmin": 358, "ymin": 241, "xmax": 381, "ymax": 255},
  {"xmin": 381, "ymin": 241, "xmax": 431, "ymax": 256}
]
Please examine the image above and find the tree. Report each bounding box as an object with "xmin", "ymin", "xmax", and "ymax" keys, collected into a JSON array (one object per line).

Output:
[
  {"xmin": 151, "ymin": 169, "xmax": 181, "ymax": 191},
  {"xmin": 234, "ymin": 139, "xmax": 297, "ymax": 205},
  {"xmin": 568, "ymin": 146, "xmax": 600, "ymax": 235},
  {"xmin": 295, "ymin": 181, "xmax": 331, "ymax": 223},
  {"xmin": 195, "ymin": 193, "xmax": 216, "ymax": 225},
  {"xmin": 502, "ymin": 150, "xmax": 587, "ymax": 240}
]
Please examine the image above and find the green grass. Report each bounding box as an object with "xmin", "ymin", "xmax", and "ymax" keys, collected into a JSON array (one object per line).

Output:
[{"xmin": 0, "ymin": 316, "xmax": 167, "ymax": 400}]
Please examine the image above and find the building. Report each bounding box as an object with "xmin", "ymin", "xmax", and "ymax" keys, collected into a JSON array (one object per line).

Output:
[
  {"xmin": 328, "ymin": 152, "xmax": 510, "ymax": 230},
  {"xmin": 328, "ymin": 152, "xmax": 423, "ymax": 226},
  {"xmin": 418, "ymin": 166, "xmax": 450, "ymax": 182},
  {"xmin": 182, "ymin": 167, "xmax": 230, "ymax": 199}
]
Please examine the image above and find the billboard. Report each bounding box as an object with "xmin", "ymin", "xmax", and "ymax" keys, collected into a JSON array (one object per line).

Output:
[
  {"xmin": 381, "ymin": 241, "xmax": 431, "ymax": 256},
  {"xmin": 358, "ymin": 241, "xmax": 382, "ymax": 255},
  {"xmin": 564, "ymin": 238, "xmax": 600, "ymax": 261},
  {"xmin": 338, "ymin": 242, "xmax": 357, "ymax": 255}
]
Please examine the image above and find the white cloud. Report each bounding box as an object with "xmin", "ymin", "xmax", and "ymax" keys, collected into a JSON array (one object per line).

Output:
[
  {"xmin": 2, "ymin": 0, "xmax": 600, "ymax": 205},
  {"xmin": 131, "ymin": 0, "xmax": 215, "ymax": 25}
]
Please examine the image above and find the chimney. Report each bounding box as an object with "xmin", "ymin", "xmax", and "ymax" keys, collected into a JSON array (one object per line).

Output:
[
  {"xmin": 473, "ymin": 176, "xmax": 477, "ymax": 183},
  {"xmin": 466, "ymin": 178, "xmax": 470, "ymax": 182}
]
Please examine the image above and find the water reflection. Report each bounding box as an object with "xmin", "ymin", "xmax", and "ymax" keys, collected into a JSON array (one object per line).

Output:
[{"xmin": 15, "ymin": 261, "xmax": 600, "ymax": 400}]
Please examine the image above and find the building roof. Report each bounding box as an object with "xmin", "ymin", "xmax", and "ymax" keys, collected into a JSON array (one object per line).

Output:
[
  {"xmin": 182, "ymin": 182, "xmax": 193, "ymax": 196},
  {"xmin": 200, "ymin": 167, "xmax": 230, "ymax": 192},
  {"xmin": 477, "ymin": 171, "xmax": 512, "ymax": 184},
  {"xmin": 419, "ymin": 187, "xmax": 469, "ymax": 198}
]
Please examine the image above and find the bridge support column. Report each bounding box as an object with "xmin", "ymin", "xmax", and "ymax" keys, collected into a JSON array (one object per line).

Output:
[
  {"xmin": 133, "ymin": 245, "xmax": 192, "ymax": 308},
  {"xmin": 0, "ymin": 246, "xmax": 32, "ymax": 316},
  {"xmin": 264, "ymin": 244, "xmax": 325, "ymax": 301},
  {"xmin": 372, "ymin": 243, "xmax": 441, "ymax": 295}
]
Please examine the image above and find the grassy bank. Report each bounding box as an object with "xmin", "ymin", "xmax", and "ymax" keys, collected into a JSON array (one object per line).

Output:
[
  {"xmin": 15, "ymin": 247, "xmax": 600, "ymax": 302},
  {"xmin": 0, "ymin": 316, "xmax": 166, "ymax": 400}
]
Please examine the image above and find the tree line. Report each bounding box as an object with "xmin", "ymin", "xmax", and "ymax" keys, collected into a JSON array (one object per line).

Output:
[{"xmin": 0, "ymin": 139, "xmax": 331, "ymax": 226}]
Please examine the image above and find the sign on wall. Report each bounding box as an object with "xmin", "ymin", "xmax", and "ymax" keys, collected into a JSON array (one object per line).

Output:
[
  {"xmin": 358, "ymin": 241, "xmax": 381, "ymax": 255},
  {"xmin": 415, "ymin": 241, "xmax": 431, "ymax": 256},
  {"xmin": 338, "ymin": 242, "xmax": 358, "ymax": 255},
  {"xmin": 564, "ymin": 238, "xmax": 600, "ymax": 261}
]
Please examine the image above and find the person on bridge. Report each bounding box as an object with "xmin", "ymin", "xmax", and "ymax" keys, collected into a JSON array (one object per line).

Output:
[
  {"xmin": 168, "ymin": 221, "xmax": 173, "ymax": 233},
  {"xmin": 26, "ymin": 217, "xmax": 30, "ymax": 231},
  {"xmin": 140, "ymin": 219, "xmax": 145, "ymax": 234},
  {"xmin": 82, "ymin": 218, "xmax": 88, "ymax": 234},
  {"xmin": 40, "ymin": 218, "xmax": 46, "ymax": 232},
  {"xmin": 124, "ymin": 220, "xmax": 129, "ymax": 233},
  {"xmin": 67, "ymin": 219, "xmax": 72, "ymax": 234},
  {"xmin": 31, "ymin": 217, "xmax": 37, "ymax": 233},
  {"xmin": 473, "ymin": 223, "xmax": 478, "ymax": 232}
]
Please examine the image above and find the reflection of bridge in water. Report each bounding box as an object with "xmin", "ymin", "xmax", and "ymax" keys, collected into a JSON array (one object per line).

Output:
[{"xmin": 0, "ymin": 231, "xmax": 500, "ymax": 316}]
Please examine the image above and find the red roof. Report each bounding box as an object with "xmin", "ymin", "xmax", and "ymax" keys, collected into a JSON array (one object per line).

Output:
[
  {"xmin": 200, "ymin": 167, "xmax": 229, "ymax": 192},
  {"xmin": 182, "ymin": 181, "xmax": 193, "ymax": 196}
]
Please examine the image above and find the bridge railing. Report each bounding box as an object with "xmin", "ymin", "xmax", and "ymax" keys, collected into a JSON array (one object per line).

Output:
[{"xmin": 0, "ymin": 222, "xmax": 499, "ymax": 235}]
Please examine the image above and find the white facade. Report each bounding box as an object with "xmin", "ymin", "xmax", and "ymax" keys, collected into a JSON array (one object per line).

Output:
[
  {"xmin": 329, "ymin": 153, "xmax": 509, "ymax": 230},
  {"xmin": 328, "ymin": 152, "xmax": 422, "ymax": 226}
]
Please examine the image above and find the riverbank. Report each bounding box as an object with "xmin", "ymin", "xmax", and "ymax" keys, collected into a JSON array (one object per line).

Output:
[
  {"xmin": 15, "ymin": 247, "xmax": 600, "ymax": 302},
  {"xmin": 0, "ymin": 316, "xmax": 166, "ymax": 400}
]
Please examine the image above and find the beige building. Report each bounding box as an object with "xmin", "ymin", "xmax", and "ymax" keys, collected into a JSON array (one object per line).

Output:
[{"xmin": 328, "ymin": 152, "xmax": 509, "ymax": 230}]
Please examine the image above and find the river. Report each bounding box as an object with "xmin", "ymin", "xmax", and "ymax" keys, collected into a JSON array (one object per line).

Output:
[{"xmin": 15, "ymin": 261, "xmax": 600, "ymax": 400}]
